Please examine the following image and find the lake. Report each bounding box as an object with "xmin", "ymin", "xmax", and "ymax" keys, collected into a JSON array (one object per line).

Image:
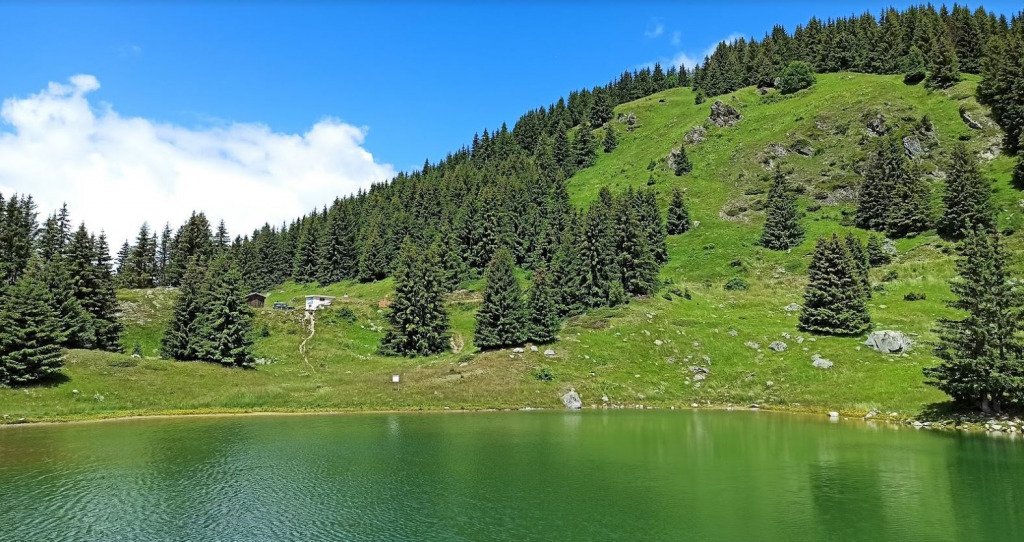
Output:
[{"xmin": 1, "ymin": 410, "xmax": 1021, "ymax": 541}]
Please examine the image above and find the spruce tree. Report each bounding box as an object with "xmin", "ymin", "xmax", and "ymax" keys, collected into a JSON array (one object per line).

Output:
[
  {"xmin": 380, "ymin": 240, "xmax": 450, "ymax": 357},
  {"xmin": 856, "ymin": 137, "xmax": 900, "ymax": 231},
  {"xmin": 90, "ymin": 234, "xmax": 122, "ymax": 352},
  {"xmin": 924, "ymin": 228, "xmax": 1024, "ymax": 412},
  {"xmin": 161, "ymin": 261, "xmax": 208, "ymax": 361},
  {"xmin": 578, "ymin": 200, "xmax": 617, "ymax": 308},
  {"xmin": 636, "ymin": 188, "xmax": 668, "ymax": 264},
  {"xmin": 474, "ymin": 247, "xmax": 527, "ymax": 350},
  {"xmin": 0, "ymin": 260, "xmax": 64, "ymax": 386},
  {"xmin": 799, "ymin": 235, "xmax": 871, "ymax": 335},
  {"xmin": 614, "ymin": 192, "xmax": 659, "ymax": 298},
  {"xmin": 550, "ymin": 216, "xmax": 587, "ymax": 316},
  {"xmin": 292, "ymin": 218, "xmax": 319, "ymax": 283},
  {"xmin": 886, "ymin": 168, "xmax": 931, "ymax": 238},
  {"xmin": 673, "ymin": 145, "xmax": 693, "ymax": 176},
  {"xmin": 603, "ymin": 123, "xmax": 618, "ymax": 153},
  {"xmin": 40, "ymin": 257, "xmax": 91, "ymax": 348},
  {"xmin": 903, "ymin": 45, "xmax": 926, "ymax": 84},
  {"xmin": 553, "ymin": 128, "xmax": 572, "ymax": 177},
  {"xmin": 194, "ymin": 256, "xmax": 255, "ymax": 367},
  {"xmin": 939, "ymin": 143, "xmax": 993, "ymax": 238},
  {"xmin": 866, "ymin": 234, "xmax": 892, "ymax": 266},
  {"xmin": 844, "ymin": 233, "xmax": 871, "ymax": 299},
  {"xmin": 925, "ymin": 30, "xmax": 961, "ymax": 89},
  {"xmin": 525, "ymin": 268, "xmax": 561, "ymax": 344},
  {"xmin": 571, "ymin": 119, "xmax": 597, "ymax": 170},
  {"xmin": 759, "ymin": 170, "xmax": 803, "ymax": 250},
  {"xmin": 666, "ymin": 188, "xmax": 691, "ymax": 235}
]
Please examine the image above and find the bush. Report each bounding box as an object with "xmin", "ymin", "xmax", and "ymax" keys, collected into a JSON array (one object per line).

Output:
[
  {"xmin": 533, "ymin": 367, "xmax": 554, "ymax": 382},
  {"xmin": 259, "ymin": 325, "xmax": 271, "ymax": 338},
  {"xmin": 724, "ymin": 277, "xmax": 750, "ymax": 291},
  {"xmin": 904, "ymin": 292, "xmax": 927, "ymax": 301},
  {"xmin": 882, "ymin": 270, "xmax": 899, "ymax": 282},
  {"xmin": 334, "ymin": 307, "xmax": 357, "ymax": 323},
  {"xmin": 695, "ymin": 90, "xmax": 706, "ymax": 105},
  {"xmin": 778, "ymin": 61, "xmax": 816, "ymax": 94}
]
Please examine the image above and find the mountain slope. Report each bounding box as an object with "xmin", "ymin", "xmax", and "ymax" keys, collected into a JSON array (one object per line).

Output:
[{"xmin": 2, "ymin": 73, "xmax": 1017, "ymax": 422}]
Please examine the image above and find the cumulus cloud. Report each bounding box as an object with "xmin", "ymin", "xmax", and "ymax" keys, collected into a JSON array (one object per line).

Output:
[{"xmin": 0, "ymin": 75, "xmax": 395, "ymax": 247}]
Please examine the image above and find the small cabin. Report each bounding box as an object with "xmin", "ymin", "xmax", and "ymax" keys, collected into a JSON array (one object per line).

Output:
[
  {"xmin": 245, "ymin": 292, "xmax": 267, "ymax": 308},
  {"xmin": 305, "ymin": 295, "xmax": 336, "ymax": 311}
]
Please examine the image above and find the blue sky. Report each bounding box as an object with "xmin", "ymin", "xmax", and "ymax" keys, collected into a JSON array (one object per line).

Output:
[{"xmin": 0, "ymin": 1, "xmax": 1019, "ymax": 244}]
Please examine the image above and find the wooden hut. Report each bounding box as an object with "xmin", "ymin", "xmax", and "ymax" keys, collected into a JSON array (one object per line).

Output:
[{"xmin": 245, "ymin": 292, "xmax": 267, "ymax": 308}]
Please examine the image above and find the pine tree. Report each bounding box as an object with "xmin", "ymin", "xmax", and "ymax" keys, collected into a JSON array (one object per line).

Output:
[
  {"xmin": 0, "ymin": 259, "xmax": 64, "ymax": 386},
  {"xmin": 124, "ymin": 222, "xmax": 156, "ymax": 288},
  {"xmin": 759, "ymin": 170, "xmax": 803, "ymax": 250},
  {"xmin": 474, "ymin": 247, "xmax": 527, "ymax": 350},
  {"xmin": 380, "ymin": 240, "xmax": 450, "ymax": 357},
  {"xmin": 214, "ymin": 220, "xmax": 230, "ymax": 252},
  {"xmin": 666, "ymin": 188, "xmax": 691, "ymax": 235},
  {"xmin": 844, "ymin": 233, "xmax": 871, "ymax": 299},
  {"xmin": 602, "ymin": 123, "xmax": 618, "ymax": 153},
  {"xmin": 39, "ymin": 256, "xmax": 91, "ymax": 348},
  {"xmin": 525, "ymin": 268, "xmax": 561, "ymax": 344},
  {"xmin": 939, "ymin": 143, "xmax": 993, "ymax": 238},
  {"xmin": 673, "ymin": 145, "xmax": 693, "ymax": 176},
  {"xmin": 856, "ymin": 137, "xmax": 900, "ymax": 231},
  {"xmin": 924, "ymin": 228, "xmax": 1024, "ymax": 412},
  {"xmin": 925, "ymin": 30, "xmax": 961, "ymax": 89},
  {"xmin": 635, "ymin": 188, "xmax": 668, "ymax": 264},
  {"xmin": 550, "ymin": 216, "xmax": 587, "ymax": 316},
  {"xmin": 571, "ymin": 119, "xmax": 597, "ymax": 170},
  {"xmin": 578, "ymin": 199, "xmax": 617, "ymax": 308},
  {"xmin": 553, "ymin": 128, "xmax": 572, "ymax": 177},
  {"xmin": 866, "ymin": 234, "xmax": 893, "ymax": 266},
  {"xmin": 903, "ymin": 45, "xmax": 926, "ymax": 84},
  {"xmin": 292, "ymin": 218, "xmax": 319, "ymax": 283},
  {"xmin": 90, "ymin": 234, "xmax": 122, "ymax": 352},
  {"xmin": 613, "ymin": 192, "xmax": 659, "ymax": 298},
  {"xmin": 886, "ymin": 168, "xmax": 931, "ymax": 238},
  {"xmin": 193, "ymin": 256, "xmax": 255, "ymax": 367},
  {"xmin": 799, "ymin": 235, "xmax": 871, "ymax": 335},
  {"xmin": 165, "ymin": 212, "xmax": 214, "ymax": 286},
  {"xmin": 161, "ymin": 261, "xmax": 208, "ymax": 361}
]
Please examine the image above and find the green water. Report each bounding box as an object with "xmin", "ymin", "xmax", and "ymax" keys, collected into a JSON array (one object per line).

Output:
[{"xmin": 1, "ymin": 411, "xmax": 1021, "ymax": 541}]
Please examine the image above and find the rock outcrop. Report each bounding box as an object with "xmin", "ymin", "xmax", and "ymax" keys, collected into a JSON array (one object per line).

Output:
[
  {"xmin": 865, "ymin": 330, "xmax": 913, "ymax": 354},
  {"xmin": 562, "ymin": 389, "xmax": 582, "ymax": 409},
  {"xmin": 709, "ymin": 100, "xmax": 742, "ymax": 127}
]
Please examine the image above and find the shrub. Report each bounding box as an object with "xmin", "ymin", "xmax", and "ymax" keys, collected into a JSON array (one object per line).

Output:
[
  {"xmin": 904, "ymin": 292, "xmax": 927, "ymax": 301},
  {"xmin": 724, "ymin": 277, "xmax": 750, "ymax": 291},
  {"xmin": 694, "ymin": 90, "xmax": 706, "ymax": 105},
  {"xmin": 533, "ymin": 367, "xmax": 554, "ymax": 382},
  {"xmin": 882, "ymin": 270, "xmax": 899, "ymax": 282},
  {"xmin": 334, "ymin": 307, "xmax": 357, "ymax": 323},
  {"xmin": 778, "ymin": 61, "xmax": 816, "ymax": 94}
]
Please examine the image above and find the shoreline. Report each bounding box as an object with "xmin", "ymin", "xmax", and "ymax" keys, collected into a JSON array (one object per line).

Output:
[{"xmin": 0, "ymin": 402, "xmax": 946, "ymax": 431}]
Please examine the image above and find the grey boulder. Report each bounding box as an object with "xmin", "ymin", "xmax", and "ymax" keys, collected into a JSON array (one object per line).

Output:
[
  {"xmin": 562, "ymin": 389, "xmax": 582, "ymax": 410},
  {"xmin": 865, "ymin": 330, "xmax": 913, "ymax": 354}
]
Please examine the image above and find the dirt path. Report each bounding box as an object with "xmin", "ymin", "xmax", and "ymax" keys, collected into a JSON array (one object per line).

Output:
[{"xmin": 299, "ymin": 311, "xmax": 317, "ymax": 373}]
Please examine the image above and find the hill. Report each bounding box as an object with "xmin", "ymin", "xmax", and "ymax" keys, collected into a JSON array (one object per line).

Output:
[{"xmin": 1, "ymin": 72, "xmax": 1018, "ymax": 423}]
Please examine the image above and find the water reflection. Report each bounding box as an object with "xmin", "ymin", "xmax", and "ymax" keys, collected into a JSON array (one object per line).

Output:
[{"xmin": 1, "ymin": 411, "xmax": 1021, "ymax": 541}]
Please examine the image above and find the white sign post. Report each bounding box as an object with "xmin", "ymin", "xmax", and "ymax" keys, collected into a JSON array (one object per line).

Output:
[{"xmin": 392, "ymin": 374, "xmax": 401, "ymax": 392}]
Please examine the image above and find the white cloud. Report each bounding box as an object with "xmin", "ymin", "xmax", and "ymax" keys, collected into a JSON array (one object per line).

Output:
[
  {"xmin": 671, "ymin": 31, "xmax": 681, "ymax": 46},
  {"xmin": 0, "ymin": 75, "xmax": 395, "ymax": 247},
  {"xmin": 645, "ymin": 32, "xmax": 748, "ymax": 70},
  {"xmin": 644, "ymin": 21, "xmax": 665, "ymax": 39}
]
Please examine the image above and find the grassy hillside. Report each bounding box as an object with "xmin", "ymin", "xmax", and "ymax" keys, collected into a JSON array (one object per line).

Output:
[{"xmin": 2, "ymin": 73, "xmax": 1018, "ymax": 423}]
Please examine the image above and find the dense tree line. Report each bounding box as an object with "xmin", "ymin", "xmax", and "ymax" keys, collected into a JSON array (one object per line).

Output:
[
  {"xmin": 690, "ymin": 5, "xmax": 1012, "ymax": 98},
  {"xmin": 0, "ymin": 196, "xmax": 122, "ymax": 385},
  {"xmin": 380, "ymin": 185, "xmax": 667, "ymax": 356}
]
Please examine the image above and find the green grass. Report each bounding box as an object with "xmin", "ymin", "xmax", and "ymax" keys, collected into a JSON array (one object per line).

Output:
[{"xmin": 2, "ymin": 73, "xmax": 1018, "ymax": 423}]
